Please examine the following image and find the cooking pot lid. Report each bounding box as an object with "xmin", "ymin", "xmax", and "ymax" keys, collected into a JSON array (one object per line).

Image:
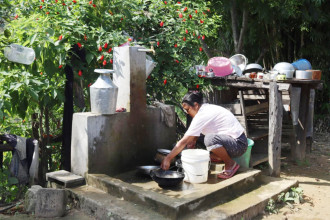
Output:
[{"xmin": 157, "ymin": 149, "xmax": 171, "ymax": 155}]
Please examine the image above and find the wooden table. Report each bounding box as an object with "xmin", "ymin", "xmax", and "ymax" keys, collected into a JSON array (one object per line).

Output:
[{"xmin": 207, "ymin": 76, "xmax": 323, "ymax": 177}]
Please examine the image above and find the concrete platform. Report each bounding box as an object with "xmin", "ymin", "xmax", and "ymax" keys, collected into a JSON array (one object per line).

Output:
[
  {"xmin": 46, "ymin": 170, "xmax": 85, "ymax": 188},
  {"xmin": 65, "ymin": 167, "xmax": 298, "ymax": 219}
]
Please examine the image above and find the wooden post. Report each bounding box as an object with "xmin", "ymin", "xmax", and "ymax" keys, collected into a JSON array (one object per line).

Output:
[
  {"xmin": 293, "ymin": 85, "xmax": 310, "ymax": 161},
  {"xmin": 268, "ymin": 81, "xmax": 283, "ymax": 177}
]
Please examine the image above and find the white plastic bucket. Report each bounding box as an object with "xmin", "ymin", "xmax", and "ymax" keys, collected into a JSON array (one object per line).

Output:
[{"xmin": 181, "ymin": 149, "xmax": 210, "ymax": 183}]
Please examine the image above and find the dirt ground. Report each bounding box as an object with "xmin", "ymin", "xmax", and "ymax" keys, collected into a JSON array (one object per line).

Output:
[
  {"xmin": 255, "ymin": 132, "xmax": 330, "ymax": 220},
  {"xmin": 1, "ymin": 132, "xmax": 329, "ymax": 220}
]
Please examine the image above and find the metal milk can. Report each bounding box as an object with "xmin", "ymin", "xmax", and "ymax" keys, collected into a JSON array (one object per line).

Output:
[{"xmin": 90, "ymin": 69, "xmax": 118, "ymax": 114}]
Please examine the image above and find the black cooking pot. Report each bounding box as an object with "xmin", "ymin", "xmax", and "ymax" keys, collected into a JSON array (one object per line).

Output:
[{"xmin": 150, "ymin": 169, "xmax": 185, "ymax": 188}]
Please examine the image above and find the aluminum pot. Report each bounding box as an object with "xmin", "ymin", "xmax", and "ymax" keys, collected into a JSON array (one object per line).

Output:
[
  {"xmin": 243, "ymin": 63, "xmax": 263, "ymax": 74},
  {"xmin": 296, "ymin": 70, "xmax": 312, "ymax": 80},
  {"xmin": 136, "ymin": 165, "xmax": 160, "ymax": 176},
  {"xmin": 154, "ymin": 149, "xmax": 176, "ymax": 165},
  {"xmin": 150, "ymin": 169, "xmax": 185, "ymax": 188}
]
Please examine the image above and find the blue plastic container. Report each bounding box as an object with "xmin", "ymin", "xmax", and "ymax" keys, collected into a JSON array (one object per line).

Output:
[
  {"xmin": 233, "ymin": 138, "xmax": 254, "ymax": 168},
  {"xmin": 292, "ymin": 59, "xmax": 312, "ymax": 70}
]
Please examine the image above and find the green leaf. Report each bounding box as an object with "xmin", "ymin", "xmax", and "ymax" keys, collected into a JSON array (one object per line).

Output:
[
  {"xmin": 86, "ymin": 53, "xmax": 94, "ymax": 64},
  {"xmin": 28, "ymin": 88, "xmax": 38, "ymax": 101},
  {"xmin": 9, "ymin": 83, "xmax": 23, "ymax": 91},
  {"xmin": 30, "ymin": 34, "xmax": 38, "ymax": 45},
  {"xmin": 45, "ymin": 28, "xmax": 54, "ymax": 37},
  {"xmin": 8, "ymin": 177, "xmax": 18, "ymax": 185}
]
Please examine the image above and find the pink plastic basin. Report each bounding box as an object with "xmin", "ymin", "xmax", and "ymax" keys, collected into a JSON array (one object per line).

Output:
[{"xmin": 205, "ymin": 57, "xmax": 233, "ymax": 77}]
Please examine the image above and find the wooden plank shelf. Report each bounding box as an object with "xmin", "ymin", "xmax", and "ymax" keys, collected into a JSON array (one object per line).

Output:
[
  {"xmin": 248, "ymin": 130, "xmax": 268, "ymax": 141},
  {"xmin": 250, "ymin": 153, "xmax": 268, "ymax": 167}
]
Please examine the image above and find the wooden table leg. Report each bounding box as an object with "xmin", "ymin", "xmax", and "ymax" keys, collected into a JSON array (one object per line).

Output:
[
  {"xmin": 292, "ymin": 85, "xmax": 311, "ymax": 161},
  {"xmin": 306, "ymin": 89, "xmax": 315, "ymax": 153},
  {"xmin": 268, "ymin": 81, "xmax": 283, "ymax": 177}
]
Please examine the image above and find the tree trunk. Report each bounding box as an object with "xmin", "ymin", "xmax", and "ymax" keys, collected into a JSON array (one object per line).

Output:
[
  {"xmin": 61, "ymin": 65, "xmax": 74, "ymax": 171},
  {"xmin": 230, "ymin": 0, "xmax": 249, "ymax": 54}
]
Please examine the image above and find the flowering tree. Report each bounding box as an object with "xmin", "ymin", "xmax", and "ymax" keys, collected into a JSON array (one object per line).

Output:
[{"xmin": 0, "ymin": 0, "xmax": 220, "ymax": 181}]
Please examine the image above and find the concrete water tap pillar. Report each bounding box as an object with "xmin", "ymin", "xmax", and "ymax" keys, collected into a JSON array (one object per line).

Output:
[{"xmin": 113, "ymin": 46, "xmax": 146, "ymax": 113}]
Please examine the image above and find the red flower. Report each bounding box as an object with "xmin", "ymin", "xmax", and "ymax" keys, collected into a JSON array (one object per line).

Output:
[
  {"xmin": 41, "ymin": 0, "xmax": 44, "ymax": 2},
  {"xmin": 14, "ymin": 14, "xmax": 18, "ymax": 19},
  {"xmin": 110, "ymin": 59, "xmax": 113, "ymax": 64},
  {"xmin": 198, "ymin": 36, "xmax": 200, "ymax": 39},
  {"xmin": 98, "ymin": 46, "xmax": 102, "ymax": 52},
  {"xmin": 59, "ymin": 65, "xmax": 63, "ymax": 68},
  {"xmin": 200, "ymin": 19, "xmax": 204, "ymax": 24},
  {"xmin": 55, "ymin": 0, "xmax": 58, "ymax": 2},
  {"xmin": 164, "ymin": 79, "xmax": 167, "ymax": 85},
  {"xmin": 207, "ymin": 9, "xmax": 210, "ymax": 12},
  {"xmin": 78, "ymin": 70, "xmax": 82, "ymax": 77},
  {"xmin": 203, "ymin": 12, "xmax": 206, "ymax": 15},
  {"xmin": 164, "ymin": 1, "xmax": 167, "ymax": 4},
  {"xmin": 184, "ymin": 7, "xmax": 188, "ymax": 12},
  {"xmin": 128, "ymin": 37, "xmax": 132, "ymax": 42},
  {"xmin": 202, "ymin": 35, "xmax": 205, "ymax": 40},
  {"xmin": 189, "ymin": 14, "xmax": 192, "ymax": 19},
  {"xmin": 84, "ymin": 35, "xmax": 87, "ymax": 41},
  {"xmin": 39, "ymin": 6, "xmax": 42, "ymax": 9},
  {"xmin": 175, "ymin": 59, "xmax": 179, "ymax": 63},
  {"xmin": 100, "ymin": 55, "xmax": 104, "ymax": 61},
  {"xmin": 103, "ymin": 60, "xmax": 107, "ymax": 66},
  {"xmin": 196, "ymin": 84, "xmax": 200, "ymax": 89},
  {"xmin": 77, "ymin": 42, "xmax": 82, "ymax": 48},
  {"xmin": 199, "ymin": 47, "xmax": 203, "ymax": 52},
  {"xmin": 195, "ymin": 10, "xmax": 198, "ymax": 14},
  {"xmin": 174, "ymin": 43, "xmax": 178, "ymax": 48},
  {"xmin": 177, "ymin": 2, "xmax": 181, "ymax": 4},
  {"xmin": 179, "ymin": 13, "xmax": 183, "ymax": 18},
  {"xmin": 93, "ymin": 4, "xmax": 96, "ymax": 8},
  {"xmin": 157, "ymin": 41, "xmax": 160, "ymax": 46},
  {"xmin": 59, "ymin": 35, "xmax": 63, "ymax": 40},
  {"xmin": 183, "ymin": 19, "xmax": 186, "ymax": 22},
  {"xmin": 193, "ymin": 33, "xmax": 195, "ymax": 36},
  {"xmin": 183, "ymin": 37, "xmax": 186, "ymax": 41},
  {"xmin": 46, "ymin": 11, "xmax": 49, "ymax": 14},
  {"xmin": 40, "ymin": 72, "xmax": 43, "ymax": 75},
  {"xmin": 73, "ymin": 0, "xmax": 77, "ymax": 3},
  {"xmin": 104, "ymin": 43, "xmax": 108, "ymax": 48},
  {"xmin": 89, "ymin": 1, "xmax": 92, "ymax": 4},
  {"xmin": 120, "ymin": 18, "xmax": 123, "ymax": 21},
  {"xmin": 62, "ymin": 3, "xmax": 66, "ymax": 6},
  {"xmin": 88, "ymin": 83, "xmax": 92, "ymax": 87},
  {"xmin": 160, "ymin": 21, "xmax": 164, "ymax": 27},
  {"xmin": 185, "ymin": 29, "xmax": 188, "ymax": 34},
  {"xmin": 108, "ymin": 48, "xmax": 112, "ymax": 53}
]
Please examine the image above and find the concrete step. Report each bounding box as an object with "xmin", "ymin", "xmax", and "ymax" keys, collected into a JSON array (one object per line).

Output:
[
  {"xmin": 68, "ymin": 185, "xmax": 170, "ymax": 220},
  {"xmin": 86, "ymin": 168, "xmax": 264, "ymax": 219},
  {"xmin": 182, "ymin": 175, "xmax": 298, "ymax": 220},
  {"xmin": 46, "ymin": 170, "xmax": 85, "ymax": 188}
]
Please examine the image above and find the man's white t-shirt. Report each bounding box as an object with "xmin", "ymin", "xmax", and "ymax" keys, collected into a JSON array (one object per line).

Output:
[{"xmin": 185, "ymin": 103, "xmax": 245, "ymax": 139}]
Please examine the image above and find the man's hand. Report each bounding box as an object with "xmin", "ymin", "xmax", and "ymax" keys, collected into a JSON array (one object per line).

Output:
[{"xmin": 161, "ymin": 156, "xmax": 171, "ymax": 170}]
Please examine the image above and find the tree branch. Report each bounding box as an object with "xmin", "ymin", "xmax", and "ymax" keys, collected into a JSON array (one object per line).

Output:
[
  {"xmin": 199, "ymin": 38, "xmax": 213, "ymax": 58},
  {"xmin": 230, "ymin": 0, "xmax": 239, "ymax": 50},
  {"xmin": 237, "ymin": 8, "xmax": 249, "ymax": 53}
]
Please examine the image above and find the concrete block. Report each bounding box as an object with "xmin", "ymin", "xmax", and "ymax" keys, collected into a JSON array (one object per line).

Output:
[
  {"xmin": 71, "ymin": 106, "xmax": 176, "ymax": 177},
  {"xmin": 46, "ymin": 170, "xmax": 85, "ymax": 188},
  {"xmin": 113, "ymin": 46, "xmax": 147, "ymax": 112},
  {"xmin": 35, "ymin": 188, "xmax": 67, "ymax": 218},
  {"xmin": 24, "ymin": 185, "xmax": 42, "ymax": 213}
]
